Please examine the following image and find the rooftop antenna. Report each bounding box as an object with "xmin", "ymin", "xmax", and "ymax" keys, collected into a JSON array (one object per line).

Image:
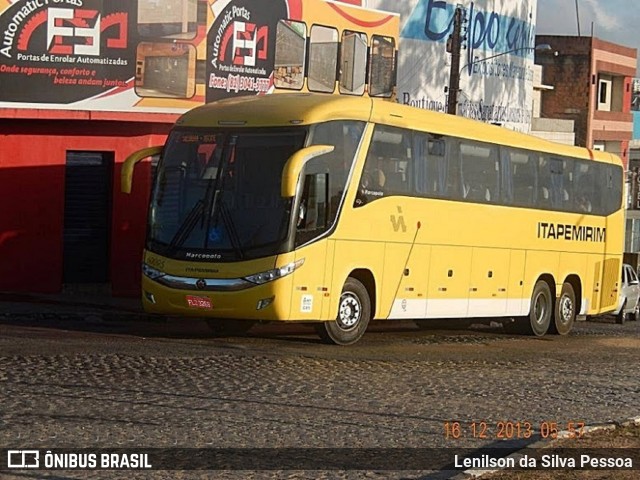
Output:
[{"xmin": 575, "ymin": 0, "xmax": 581, "ymax": 36}]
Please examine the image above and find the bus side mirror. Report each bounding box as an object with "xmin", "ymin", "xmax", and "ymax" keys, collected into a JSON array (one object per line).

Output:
[
  {"xmin": 281, "ymin": 145, "xmax": 334, "ymax": 198},
  {"xmin": 121, "ymin": 146, "xmax": 164, "ymax": 194}
]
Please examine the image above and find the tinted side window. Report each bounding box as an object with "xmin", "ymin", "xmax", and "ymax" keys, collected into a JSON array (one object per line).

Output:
[
  {"xmin": 414, "ymin": 134, "xmax": 447, "ymax": 197},
  {"xmin": 303, "ymin": 120, "xmax": 365, "ymax": 232},
  {"xmin": 460, "ymin": 142, "xmax": 499, "ymax": 203},
  {"xmin": 603, "ymin": 163, "xmax": 623, "ymax": 215},
  {"xmin": 356, "ymin": 125, "xmax": 412, "ymax": 206},
  {"xmin": 503, "ymin": 149, "xmax": 537, "ymax": 207},
  {"xmin": 573, "ymin": 160, "xmax": 597, "ymax": 214}
]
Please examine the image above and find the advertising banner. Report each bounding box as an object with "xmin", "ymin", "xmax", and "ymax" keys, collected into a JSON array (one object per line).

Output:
[
  {"xmin": 205, "ymin": 0, "xmax": 288, "ymax": 102},
  {"xmin": 0, "ymin": 0, "xmax": 135, "ymax": 104},
  {"xmin": 0, "ymin": 0, "xmax": 398, "ymax": 113},
  {"xmin": 365, "ymin": 0, "xmax": 538, "ymax": 132}
]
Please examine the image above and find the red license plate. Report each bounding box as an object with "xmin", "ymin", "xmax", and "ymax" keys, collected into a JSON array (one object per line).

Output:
[{"xmin": 186, "ymin": 295, "xmax": 212, "ymax": 309}]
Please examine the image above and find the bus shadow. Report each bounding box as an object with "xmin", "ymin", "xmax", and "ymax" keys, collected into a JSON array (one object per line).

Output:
[{"xmin": 0, "ymin": 306, "xmax": 512, "ymax": 345}]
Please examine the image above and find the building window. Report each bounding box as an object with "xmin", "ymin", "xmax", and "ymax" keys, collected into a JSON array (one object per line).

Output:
[{"xmin": 598, "ymin": 76, "xmax": 612, "ymax": 111}]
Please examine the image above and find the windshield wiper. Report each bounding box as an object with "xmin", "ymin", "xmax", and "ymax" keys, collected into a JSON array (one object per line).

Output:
[
  {"xmin": 166, "ymin": 199, "xmax": 205, "ymax": 254},
  {"xmin": 202, "ymin": 135, "xmax": 245, "ymax": 259}
]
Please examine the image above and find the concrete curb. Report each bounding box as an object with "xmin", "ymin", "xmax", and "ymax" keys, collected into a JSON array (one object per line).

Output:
[{"xmin": 450, "ymin": 415, "xmax": 640, "ymax": 479}]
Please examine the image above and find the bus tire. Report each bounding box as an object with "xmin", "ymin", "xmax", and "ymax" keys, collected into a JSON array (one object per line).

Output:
[
  {"xmin": 206, "ymin": 319, "xmax": 256, "ymax": 337},
  {"xmin": 316, "ymin": 277, "xmax": 371, "ymax": 345},
  {"xmin": 505, "ymin": 280, "xmax": 552, "ymax": 336},
  {"xmin": 550, "ymin": 282, "xmax": 576, "ymax": 335}
]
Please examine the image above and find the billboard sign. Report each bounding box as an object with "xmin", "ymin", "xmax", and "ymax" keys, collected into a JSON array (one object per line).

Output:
[
  {"xmin": 365, "ymin": 0, "xmax": 538, "ymax": 132},
  {"xmin": 206, "ymin": 0, "xmax": 287, "ymax": 102},
  {"xmin": 0, "ymin": 0, "xmax": 399, "ymax": 113},
  {"xmin": 0, "ymin": 0, "xmax": 134, "ymax": 105}
]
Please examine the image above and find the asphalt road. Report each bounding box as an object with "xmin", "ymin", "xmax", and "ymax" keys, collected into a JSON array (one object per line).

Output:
[{"xmin": 0, "ymin": 309, "xmax": 638, "ymax": 479}]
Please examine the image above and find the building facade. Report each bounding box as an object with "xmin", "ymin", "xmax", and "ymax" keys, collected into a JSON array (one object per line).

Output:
[
  {"xmin": 624, "ymin": 86, "xmax": 640, "ymax": 259},
  {"xmin": 0, "ymin": 0, "xmax": 398, "ymax": 297},
  {"xmin": 534, "ymin": 35, "xmax": 636, "ymax": 168},
  {"xmin": 530, "ymin": 63, "xmax": 575, "ymax": 145}
]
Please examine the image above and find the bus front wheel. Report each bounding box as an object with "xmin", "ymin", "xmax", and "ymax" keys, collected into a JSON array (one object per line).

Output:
[
  {"xmin": 550, "ymin": 282, "xmax": 576, "ymax": 335},
  {"xmin": 316, "ymin": 277, "xmax": 371, "ymax": 345},
  {"xmin": 505, "ymin": 280, "xmax": 552, "ymax": 336}
]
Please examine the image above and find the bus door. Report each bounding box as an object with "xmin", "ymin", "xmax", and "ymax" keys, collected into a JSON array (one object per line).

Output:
[{"xmin": 289, "ymin": 171, "xmax": 331, "ymax": 321}]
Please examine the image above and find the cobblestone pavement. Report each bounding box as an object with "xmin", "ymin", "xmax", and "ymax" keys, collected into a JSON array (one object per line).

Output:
[{"xmin": 0, "ymin": 306, "xmax": 639, "ymax": 479}]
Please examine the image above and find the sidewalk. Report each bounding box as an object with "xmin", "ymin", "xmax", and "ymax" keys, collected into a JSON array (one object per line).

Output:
[{"xmin": 0, "ymin": 290, "xmax": 147, "ymax": 320}]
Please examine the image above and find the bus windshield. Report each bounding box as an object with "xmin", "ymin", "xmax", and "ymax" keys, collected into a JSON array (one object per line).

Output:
[{"xmin": 148, "ymin": 128, "xmax": 307, "ymax": 261}]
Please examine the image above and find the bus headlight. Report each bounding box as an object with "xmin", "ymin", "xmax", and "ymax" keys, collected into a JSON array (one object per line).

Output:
[
  {"xmin": 244, "ymin": 259, "xmax": 305, "ymax": 285},
  {"xmin": 142, "ymin": 263, "xmax": 165, "ymax": 280}
]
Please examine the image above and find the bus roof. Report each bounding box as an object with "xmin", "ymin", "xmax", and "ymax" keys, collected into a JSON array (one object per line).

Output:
[
  {"xmin": 176, "ymin": 93, "xmax": 620, "ymax": 166},
  {"xmin": 176, "ymin": 93, "xmax": 373, "ymax": 128}
]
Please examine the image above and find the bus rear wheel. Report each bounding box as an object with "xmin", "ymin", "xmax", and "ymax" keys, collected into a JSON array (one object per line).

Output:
[
  {"xmin": 505, "ymin": 280, "xmax": 552, "ymax": 336},
  {"xmin": 206, "ymin": 319, "xmax": 256, "ymax": 337},
  {"xmin": 316, "ymin": 277, "xmax": 371, "ymax": 345},
  {"xmin": 550, "ymin": 282, "xmax": 576, "ymax": 335}
]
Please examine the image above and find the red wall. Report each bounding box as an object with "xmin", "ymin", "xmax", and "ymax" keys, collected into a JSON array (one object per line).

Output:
[{"xmin": 0, "ymin": 115, "xmax": 173, "ymax": 296}]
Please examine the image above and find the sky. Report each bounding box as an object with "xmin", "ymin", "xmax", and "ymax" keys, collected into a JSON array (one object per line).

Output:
[{"xmin": 536, "ymin": 0, "xmax": 640, "ymax": 74}]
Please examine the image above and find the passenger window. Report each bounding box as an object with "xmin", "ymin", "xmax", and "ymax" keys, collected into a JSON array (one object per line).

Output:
[
  {"xmin": 414, "ymin": 134, "xmax": 447, "ymax": 197},
  {"xmin": 306, "ymin": 120, "xmax": 365, "ymax": 223},
  {"xmin": 507, "ymin": 150, "xmax": 536, "ymax": 207},
  {"xmin": 536, "ymin": 156, "xmax": 552, "ymax": 209},
  {"xmin": 445, "ymin": 139, "xmax": 463, "ymax": 199},
  {"xmin": 460, "ymin": 142, "xmax": 499, "ymax": 203},
  {"xmin": 573, "ymin": 161, "xmax": 597, "ymax": 214},
  {"xmin": 602, "ymin": 164, "xmax": 623, "ymax": 215},
  {"xmin": 356, "ymin": 125, "xmax": 411, "ymax": 206}
]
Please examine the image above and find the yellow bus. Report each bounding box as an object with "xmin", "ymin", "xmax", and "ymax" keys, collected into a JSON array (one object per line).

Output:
[{"xmin": 122, "ymin": 94, "xmax": 624, "ymax": 345}]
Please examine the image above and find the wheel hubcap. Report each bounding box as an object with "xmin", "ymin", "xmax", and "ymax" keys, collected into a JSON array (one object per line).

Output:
[
  {"xmin": 337, "ymin": 292, "xmax": 361, "ymax": 330},
  {"xmin": 559, "ymin": 295, "xmax": 573, "ymax": 324},
  {"xmin": 533, "ymin": 293, "xmax": 547, "ymax": 326}
]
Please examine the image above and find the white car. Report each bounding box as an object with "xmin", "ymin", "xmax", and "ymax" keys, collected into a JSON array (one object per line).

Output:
[{"xmin": 613, "ymin": 264, "xmax": 640, "ymax": 324}]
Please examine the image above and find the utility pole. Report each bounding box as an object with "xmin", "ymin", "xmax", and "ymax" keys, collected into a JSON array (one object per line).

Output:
[{"xmin": 446, "ymin": 6, "xmax": 464, "ymax": 115}]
